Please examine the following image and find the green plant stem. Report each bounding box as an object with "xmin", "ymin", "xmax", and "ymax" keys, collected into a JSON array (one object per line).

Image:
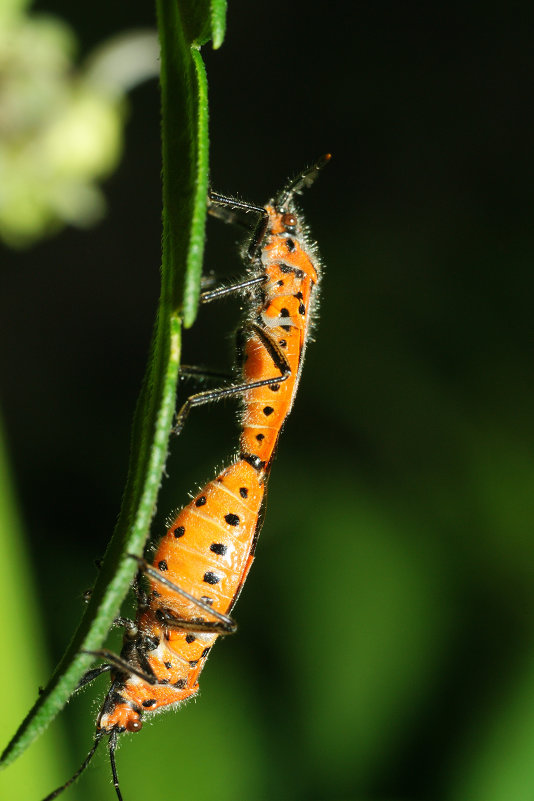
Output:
[{"xmin": 0, "ymin": 0, "xmax": 225, "ymax": 770}]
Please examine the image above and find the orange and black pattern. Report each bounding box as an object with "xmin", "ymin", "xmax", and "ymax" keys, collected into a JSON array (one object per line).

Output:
[{"xmin": 42, "ymin": 155, "xmax": 329, "ymax": 801}]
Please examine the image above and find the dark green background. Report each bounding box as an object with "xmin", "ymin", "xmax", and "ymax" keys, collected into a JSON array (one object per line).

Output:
[{"xmin": 2, "ymin": 2, "xmax": 534, "ymax": 800}]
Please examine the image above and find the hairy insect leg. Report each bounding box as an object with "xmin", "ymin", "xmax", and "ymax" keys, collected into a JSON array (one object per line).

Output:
[
  {"xmin": 208, "ymin": 188, "xmax": 269, "ymax": 257},
  {"xmin": 208, "ymin": 189, "xmax": 266, "ymax": 222},
  {"xmin": 199, "ymin": 274, "xmax": 267, "ymax": 304}
]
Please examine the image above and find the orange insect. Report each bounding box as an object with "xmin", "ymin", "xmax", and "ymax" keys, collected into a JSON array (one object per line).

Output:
[{"xmin": 41, "ymin": 154, "xmax": 330, "ymax": 801}]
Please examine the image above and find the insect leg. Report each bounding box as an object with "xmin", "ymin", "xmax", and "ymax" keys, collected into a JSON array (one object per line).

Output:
[
  {"xmin": 130, "ymin": 568, "xmax": 149, "ymax": 606},
  {"xmin": 242, "ymin": 321, "xmax": 293, "ymax": 378},
  {"xmin": 41, "ymin": 734, "xmax": 104, "ymax": 801},
  {"xmin": 75, "ymin": 663, "xmax": 113, "ymax": 690},
  {"xmin": 208, "ymin": 189, "xmax": 266, "ymax": 220},
  {"xmin": 200, "ymin": 274, "xmax": 267, "ymax": 304},
  {"xmin": 109, "ymin": 728, "xmax": 124, "ymax": 801},
  {"xmin": 208, "ymin": 188, "xmax": 269, "ymax": 256},
  {"xmin": 173, "ymin": 323, "xmax": 291, "ymax": 436},
  {"xmin": 113, "ymin": 617, "xmax": 141, "ymax": 640},
  {"xmin": 84, "ymin": 648, "xmax": 188, "ymax": 690},
  {"xmin": 81, "ymin": 650, "xmax": 160, "ymax": 685},
  {"xmin": 207, "ymin": 204, "xmax": 252, "ymax": 229},
  {"xmin": 155, "ymin": 608, "xmax": 238, "ymax": 635},
  {"xmin": 128, "ymin": 555, "xmax": 237, "ymax": 634},
  {"xmin": 180, "ymin": 365, "xmax": 233, "ymax": 380}
]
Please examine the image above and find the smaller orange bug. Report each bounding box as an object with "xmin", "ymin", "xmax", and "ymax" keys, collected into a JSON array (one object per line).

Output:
[{"xmin": 40, "ymin": 154, "xmax": 330, "ymax": 801}]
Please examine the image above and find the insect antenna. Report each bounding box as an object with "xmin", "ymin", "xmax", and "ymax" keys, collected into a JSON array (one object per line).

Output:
[
  {"xmin": 276, "ymin": 153, "xmax": 332, "ymax": 207},
  {"xmin": 109, "ymin": 728, "xmax": 124, "ymax": 801},
  {"xmin": 41, "ymin": 732, "xmax": 104, "ymax": 800}
]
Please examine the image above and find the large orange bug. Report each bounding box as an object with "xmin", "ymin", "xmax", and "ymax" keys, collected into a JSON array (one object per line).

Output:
[{"xmin": 41, "ymin": 154, "xmax": 330, "ymax": 801}]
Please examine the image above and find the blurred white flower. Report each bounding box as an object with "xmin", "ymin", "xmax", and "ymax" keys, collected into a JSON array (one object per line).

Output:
[{"xmin": 0, "ymin": 5, "xmax": 158, "ymax": 247}]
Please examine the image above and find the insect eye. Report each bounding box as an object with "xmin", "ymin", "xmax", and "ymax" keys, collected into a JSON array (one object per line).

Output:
[
  {"xmin": 281, "ymin": 212, "xmax": 297, "ymax": 228},
  {"xmin": 126, "ymin": 718, "xmax": 143, "ymax": 733}
]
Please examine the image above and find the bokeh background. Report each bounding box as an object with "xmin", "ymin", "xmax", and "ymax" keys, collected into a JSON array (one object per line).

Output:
[{"xmin": 2, "ymin": 2, "xmax": 534, "ymax": 800}]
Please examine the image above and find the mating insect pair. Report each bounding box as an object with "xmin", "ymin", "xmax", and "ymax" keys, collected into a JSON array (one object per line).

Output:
[{"xmin": 41, "ymin": 154, "xmax": 330, "ymax": 801}]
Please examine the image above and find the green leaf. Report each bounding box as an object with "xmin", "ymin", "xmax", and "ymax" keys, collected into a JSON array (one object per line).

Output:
[
  {"xmin": 210, "ymin": 0, "xmax": 228, "ymax": 49},
  {"xmin": 0, "ymin": 0, "xmax": 227, "ymax": 770},
  {"xmin": 176, "ymin": 0, "xmax": 227, "ymax": 50},
  {"xmin": 158, "ymin": 0, "xmax": 211, "ymax": 327}
]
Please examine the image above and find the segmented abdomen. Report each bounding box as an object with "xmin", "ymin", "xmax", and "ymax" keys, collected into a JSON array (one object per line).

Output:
[{"xmin": 98, "ymin": 459, "xmax": 264, "ymax": 731}]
